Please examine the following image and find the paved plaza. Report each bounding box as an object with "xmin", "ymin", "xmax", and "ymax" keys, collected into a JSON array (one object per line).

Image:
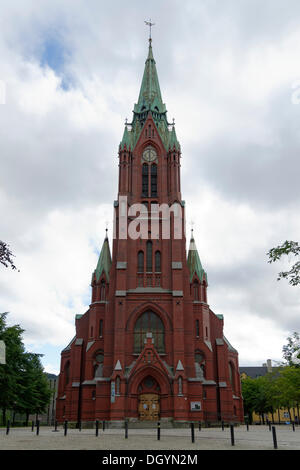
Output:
[{"xmin": 0, "ymin": 424, "xmax": 299, "ymax": 451}]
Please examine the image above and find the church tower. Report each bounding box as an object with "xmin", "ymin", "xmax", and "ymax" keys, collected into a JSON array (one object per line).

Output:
[{"xmin": 56, "ymin": 37, "xmax": 244, "ymax": 426}]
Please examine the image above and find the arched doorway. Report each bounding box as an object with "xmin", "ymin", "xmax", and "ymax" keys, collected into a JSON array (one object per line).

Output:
[{"xmin": 137, "ymin": 375, "xmax": 161, "ymax": 421}]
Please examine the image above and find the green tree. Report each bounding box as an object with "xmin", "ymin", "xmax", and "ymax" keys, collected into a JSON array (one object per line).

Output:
[
  {"xmin": 0, "ymin": 313, "xmax": 52, "ymax": 425},
  {"xmin": 267, "ymin": 240, "xmax": 300, "ymax": 286},
  {"xmin": 0, "ymin": 312, "xmax": 26, "ymax": 424},
  {"xmin": 282, "ymin": 332, "xmax": 300, "ymax": 367}
]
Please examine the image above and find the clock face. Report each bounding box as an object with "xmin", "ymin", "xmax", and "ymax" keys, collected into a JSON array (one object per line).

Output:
[{"xmin": 142, "ymin": 147, "xmax": 157, "ymax": 162}]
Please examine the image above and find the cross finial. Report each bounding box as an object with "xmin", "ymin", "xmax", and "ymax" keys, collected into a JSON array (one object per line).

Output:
[
  {"xmin": 144, "ymin": 19, "xmax": 155, "ymax": 42},
  {"xmin": 172, "ymin": 118, "xmax": 175, "ymax": 126}
]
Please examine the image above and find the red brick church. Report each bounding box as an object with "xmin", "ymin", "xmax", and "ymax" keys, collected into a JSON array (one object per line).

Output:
[{"xmin": 56, "ymin": 37, "xmax": 244, "ymax": 426}]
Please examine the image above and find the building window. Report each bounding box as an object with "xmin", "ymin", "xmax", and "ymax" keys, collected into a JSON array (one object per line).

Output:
[
  {"xmin": 178, "ymin": 376, "xmax": 183, "ymax": 395},
  {"xmin": 64, "ymin": 361, "xmax": 70, "ymax": 386},
  {"xmin": 138, "ymin": 251, "xmax": 144, "ymax": 272},
  {"xmin": 155, "ymin": 251, "xmax": 161, "ymax": 272},
  {"xmin": 196, "ymin": 319, "xmax": 200, "ymax": 337},
  {"xmin": 134, "ymin": 311, "xmax": 165, "ymax": 353},
  {"xmin": 229, "ymin": 362, "xmax": 236, "ymax": 393},
  {"xmin": 94, "ymin": 351, "xmax": 104, "ymax": 378},
  {"xmin": 193, "ymin": 281, "xmax": 199, "ymax": 301},
  {"xmin": 116, "ymin": 376, "xmax": 121, "ymax": 395},
  {"xmin": 99, "ymin": 319, "xmax": 103, "ymax": 338},
  {"xmin": 100, "ymin": 280, "xmax": 106, "ymax": 301},
  {"xmin": 146, "ymin": 241, "xmax": 153, "ymax": 272},
  {"xmin": 151, "ymin": 164, "xmax": 157, "ymax": 197},
  {"xmin": 142, "ymin": 164, "xmax": 149, "ymax": 197}
]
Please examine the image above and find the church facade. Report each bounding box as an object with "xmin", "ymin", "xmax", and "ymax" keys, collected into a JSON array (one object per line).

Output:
[{"xmin": 56, "ymin": 39, "xmax": 244, "ymax": 426}]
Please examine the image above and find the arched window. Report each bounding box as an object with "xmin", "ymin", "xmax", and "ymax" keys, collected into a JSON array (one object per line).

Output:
[
  {"xmin": 100, "ymin": 280, "xmax": 106, "ymax": 301},
  {"xmin": 196, "ymin": 319, "xmax": 200, "ymax": 337},
  {"xmin": 134, "ymin": 311, "xmax": 165, "ymax": 353},
  {"xmin": 146, "ymin": 241, "xmax": 152, "ymax": 272},
  {"xmin": 229, "ymin": 362, "xmax": 236, "ymax": 393},
  {"xmin": 151, "ymin": 164, "xmax": 157, "ymax": 197},
  {"xmin": 138, "ymin": 251, "xmax": 144, "ymax": 272},
  {"xmin": 94, "ymin": 351, "xmax": 104, "ymax": 378},
  {"xmin": 178, "ymin": 376, "xmax": 183, "ymax": 396},
  {"xmin": 116, "ymin": 376, "xmax": 121, "ymax": 396},
  {"xmin": 155, "ymin": 251, "xmax": 161, "ymax": 272},
  {"xmin": 193, "ymin": 281, "xmax": 199, "ymax": 301},
  {"xmin": 142, "ymin": 164, "xmax": 149, "ymax": 197}
]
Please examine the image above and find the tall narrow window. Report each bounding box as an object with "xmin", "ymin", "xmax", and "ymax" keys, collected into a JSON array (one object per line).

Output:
[
  {"xmin": 193, "ymin": 281, "xmax": 199, "ymax": 301},
  {"xmin": 196, "ymin": 319, "xmax": 200, "ymax": 337},
  {"xmin": 178, "ymin": 376, "xmax": 183, "ymax": 395},
  {"xmin": 146, "ymin": 241, "xmax": 152, "ymax": 272},
  {"xmin": 155, "ymin": 251, "xmax": 161, "ymax": 272},
  {"xmin": 138, "ymin": 251, "xmax": 144, "ymax": 272},
  {"xmin": 100, "ymin": 280, "xmax": 106, "ymax": 301},
  {"xmin": 151, "ymin": 164, "xmax": 157, "ymax": 197},
  {"xmin": 142, "ymin": 164, "xmax": 149, "ymax": 197},
  {"xmin": 99, "ymin": 319, "xmax": 103, "ymax": 338}
]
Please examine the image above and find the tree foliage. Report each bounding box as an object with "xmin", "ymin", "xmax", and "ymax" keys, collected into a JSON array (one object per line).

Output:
[
  {"xmin": 242, "ymin": 333, "xmax": 300, "ymax": 422},
  {"xmin": 0, "ymin": 241, "xmax": 17, "ymax": 271},
  {"xmin": 267, "ymin": 240, "xmax": 300, "ymax": 286},
  {"xmin": 0, "ymin": 312, "xmax": 52, "ymax": 424}
]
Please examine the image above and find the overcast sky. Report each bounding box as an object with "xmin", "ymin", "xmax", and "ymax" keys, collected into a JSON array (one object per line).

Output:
[{"xmin": 1, "ymin": 0, "xmax": 299, "ymax": 374}]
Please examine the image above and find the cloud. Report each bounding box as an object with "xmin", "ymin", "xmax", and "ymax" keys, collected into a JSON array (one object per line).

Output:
[{"xmin": 0, "ymin": 0, "xmax": 299, "ymax": 374}]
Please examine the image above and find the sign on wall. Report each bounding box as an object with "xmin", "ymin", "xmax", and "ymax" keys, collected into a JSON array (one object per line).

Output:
[
  {"xmin": 0, "ymin": 340, "xmax": 6, "ymax": 364},
  {"xmin": 190, "ymin": 401, "xmax": 201, "ymax": 411},
  {"xmin": 111, "ymin": 381, "xmax": 115, "ymax": 403}
]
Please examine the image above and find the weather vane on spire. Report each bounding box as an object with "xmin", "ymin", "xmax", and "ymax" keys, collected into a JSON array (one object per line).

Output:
[{"xmin": 144, "ymin": 19, "xmax": 155, "ymax": 41}]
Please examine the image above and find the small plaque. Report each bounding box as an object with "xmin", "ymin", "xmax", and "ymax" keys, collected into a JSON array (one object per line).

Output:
[{"xmin": 190, "ymin": 401, "xmax": 201, "ymax": 411}]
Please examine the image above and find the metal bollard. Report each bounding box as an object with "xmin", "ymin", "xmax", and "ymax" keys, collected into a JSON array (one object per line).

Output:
[
  {"xmin": 6, "ymin": 420, "xmax": 10, "ymax": 435},
  {"xmin": 102, "ymin": 420, "xmax": 105, "ymax": 432},
  {"xmin": 31, "ymin": 420, "xmax": 34, "ymax": 432},
  {"xmin": 292, "ymin": 421, "xmax": 295, "ymax": 432},
  {"xmin": 191, "ymin": 422, "xmax": 195, "ymax": 443},
  {"xmin": 36, "ymin": 420, "xmax": 40, "ymax": 436},
  {"xmin": 95, "ymin": 420, "xmax": 99, "ymax": 437},
  {"xmin": 198, "ymin": 421, "xmax": 201, "ymax": 431},
  {"xmin": 78, "ymin": 420, "xmax": 82, "ymax": 432},
  {"xmin": 272, "ymin": 426, "xmax": 278, "ymax": 449},
  {"xmin": 125, "ymin": 420, "xmax": 128, "ymax": 439},
  {"xmin": 64, "ymin": 420, "xmax": 68, "ymax": 436},
  {"xmin": 221, "ymin": 420, "xmax": 225, "ymax": 431},
  {"xmin": 157, "ymin": 421, "xmax": 160, "ymax": 441},
  {"xmin": 268, "ymin": 421, "xmax": 271, "ymax": 431},
  {"xmin": 230, "ymin": 424, "xmax": 235, "ymax": 446},
  {"xmin": 246, "ymin": 419, "xmax": 249, "ymax": 431}
]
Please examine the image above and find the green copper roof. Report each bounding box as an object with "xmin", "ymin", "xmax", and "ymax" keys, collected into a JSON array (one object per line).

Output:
[
  {"xmin": 134, "ymin": 40, "xmax": 166, "ymax": 115},
  {"xmin": 94, "ymin": 235, "xmax": 112, "ymax": 282},
  {"xmin": 187, "ymin": 233, "xmax": 207, "ymax": 283},
  {"xmin": 120, "ymin": 39, "xmax": 180, "ymax": 152}
]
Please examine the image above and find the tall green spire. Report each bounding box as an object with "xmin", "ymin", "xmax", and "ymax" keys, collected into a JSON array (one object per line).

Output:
[
  {"xmin": 187, "ymin": 230, "xmax": 207, "ymax": 282},
  {"xmin": 134, "ymin": 39, "xmax": 166, "ymax": 116},
  {"xmin": 94, "ymin": 232, "xmax": 112, "ymax": 282},
  {"xmin": 122, "ymin": 38, "xmax": 180, "ymax": 152}
]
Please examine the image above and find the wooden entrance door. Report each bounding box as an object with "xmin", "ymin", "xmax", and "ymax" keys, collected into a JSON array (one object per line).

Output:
[{"xmin": 138, "ymin": 394, "xmax": 160, "ymax": 421}]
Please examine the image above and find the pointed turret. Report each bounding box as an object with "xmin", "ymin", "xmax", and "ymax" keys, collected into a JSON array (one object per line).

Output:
[
  {"xmin": 120, "ymin": 123, "xmax": 132, "ymax": 150},
  {"xmin": 134, "ymin": 39, "xmax": 166, "ymax": 116},
  {"xmin": 168, "ymin": 123, "xmax": 180, "ymax": 151},
  {"xmin": 187, "ymin": 230, "xmax": 207, "ymax": 283},
  {"xmin": 124, "ymin": 38, "xmax": 179, "ymax": 151},
  {"xmin": 94, "ymin": 231, "xmax": 112, "ymax": 282}
]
